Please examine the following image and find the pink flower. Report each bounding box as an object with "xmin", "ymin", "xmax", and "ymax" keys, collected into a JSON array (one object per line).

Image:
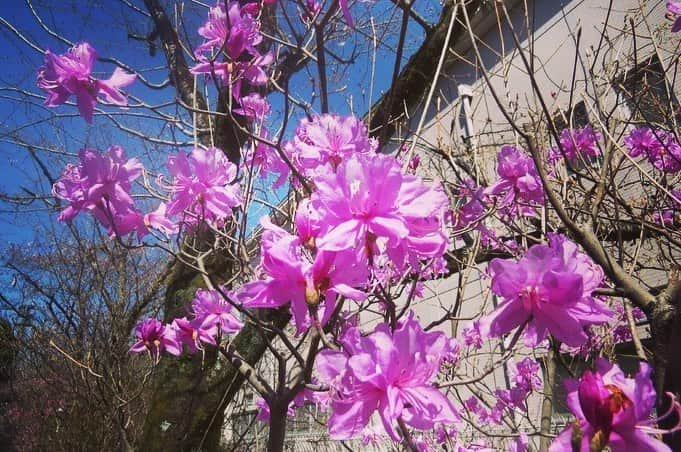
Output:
[
  {"xmin": 143, "ymin": 203, "xmax": 178, "ymax": 235},
  {"xmin": 484, "ymin": 146, "xmax": 544, "ymax": 218},
  {"xmin": 36, "ymin": 42, "xmax": 135, "ymax": 122},
  {"xmin": 289, "ymin": 114, "xmax": 374, "ymax": 175},
  {"xmin": 479, "ymin": 235, "xmax": 611, "ymax": 347},
  {"xmin": 129, "ymin": 318, "xmax": 181, "ymax": 357},
  {"xmin": 52, "ymin": 145, "xmax": 145, "ymax": 237},
  {"xmin": 551, "ymin": 126, "xmax": 602, "ymax": 163},
  {"xmin": 668, "ymin": 1, "xmax": 681, "ymax": 32},
  {"xmin": 234, "ymin": 217, "xmax": 366, "ymax": 333},
  {"xmin": 316, "ymin": 314, "xmax": 460, "ymax": 441},
  {"xmin": 165, "ymin": 147, "xmax": 242, "ymax": 226},
  {"xmin": 311, "ymin": 153, "xmax": 409, "ymax": 251},
  {"xmin": 191, "ymin": 288, "xmax": 243, "ymax": 335},
  {"xmin": 625, "ymin": 128, "xmax": 681, "ymax": 173},
  {"xmin": 311, "ymin": 153, "xmax": 449, "ymax": 271},
  {"xmin": 168, "ymin": 317, "xmax": 218, "ymax": 354},
  {"xmin": 462, "ymin": 321, "xmax": 483, "ymax": 349},
  {"xmin": 233, "ymin": 93, "xmax": 270, "ymax": 120},
  {"xmin": 551, "ymin": 358, "xmax": 681, "ymax": 452},
  {"xmin": 191, "ymin": 2, "xmax": 273, "ymax": 90},
  {"xmin": 624, "ymin": 127, "xmax": 665, "ymax": 158},
  {"xmin": 194, "ymin": 1, "xmax": 262, "ymax": 59}
]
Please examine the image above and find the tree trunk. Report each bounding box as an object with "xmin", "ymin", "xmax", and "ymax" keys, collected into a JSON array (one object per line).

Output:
[
  {"xmin": 266, "ymin": 400, "xmax": 289, "ymax": 452},
  {"xmin": 650, "ymin": 299, "xmax": 681, "ymax": 450},
  {"xmin": 539, "ymin": 347, "xmax": 556, "ymax": 452}
]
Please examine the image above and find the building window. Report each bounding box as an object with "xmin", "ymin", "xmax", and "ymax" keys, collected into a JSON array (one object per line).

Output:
[
  {"xmin": 615, "ymin": 54, "xmax": 680, "ymax": 127},
  {"xmin": 552, "ymin": 101, "xmax": 589, "ymax": 132}
]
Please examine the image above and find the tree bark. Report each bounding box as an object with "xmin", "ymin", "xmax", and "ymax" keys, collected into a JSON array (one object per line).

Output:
[
  {"xmin": 539, "ymin": 347, "xmax": 556, "ymax": 452},
  {"xmin": 650, "ymin": 294, "xmax": 681, "ymax": 450},
  {"xmin": 266, "ymin": 400, "xmax": 289, "ymax": 452}
]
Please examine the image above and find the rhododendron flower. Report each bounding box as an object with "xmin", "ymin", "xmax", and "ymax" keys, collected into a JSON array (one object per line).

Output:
[
  {"xmin": 311, "ymin": 153, "xmax": 449, "ymax": 269},
  {"xmin": 462, "ymin": 321, "xmax": 484, "ymax": 349},
  {"xmin": 233, "ymin": 93, "xmax": 270, "ymax": 121},
  {"xmin": 454, "ymin": 180, "xmax": 486, "ymax": 230},
  {"xmin": 53, "ymin": 145, "xmax": 144, "ymax": 237},
  {"xmin": 169, "ymin": 317, "xmax": 218, "ymax": 353},
  {"xmin": 129, "ymin": 318, "xmax": 181, "ymax": 357},
  {"xmin": 165, "ymin": 147, "xmax": 241, "ymax": 226},
  {"xmin": 234, "ymin": 217, "xmax": 366, "ymax": 333},
  {"xmin": 484, "ymin": 146, "xmax": 543, "ymax": 218},
  {"xmin": 255, "ymin": 397, "xmax": 296, "ymax": 423},
  {"xmin": 288, "ymin": 114, "xmax": 374, "ymax": 175},
  {"xmin": 316, "ymin": 314, "xmax": 460, "ymax": 441},
  {"xmin": 480, "ymin": 235, "xmax": 611, "ymax": 347},
  {"xmin": 551, "ymin": 358, "xmax": 681, "ymax": 452},
  {"xmin": 191, "ymin": 288, "xmax": 243, "ymax": 334},
  {"xmin": 37, "ymin": 42, "xmax": 135, "ymax": 122},
  {"xmin": 668, "ymin": 1, "xmax": 681, "ymax": 32},
  {"xmin": 194, "ymin": 1, "xmax": 262, "ymax": 59},
  {"xmin": 143, "ymin": 203, "xmax": 178, "ymax": 236},
  {"xmin": 624, "ymin": 127, "xmax": 681, "ymax": 173},
  {"xmin": 551, "ymin": 126, "xmax": 601, "ymax": 163},
  {"xmin": 191, "ymin": 2, "xmax": 273, "ymax": 90}
]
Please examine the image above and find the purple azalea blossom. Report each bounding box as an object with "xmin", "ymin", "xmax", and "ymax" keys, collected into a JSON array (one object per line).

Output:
[
  {"xmin": 668, "ymin": 1, "xmax": 681, "ymax": 32},
  {"xmin": 551, "ymin": 126, "xmax": 602, "ymax": 163},
  {"xmin": 233, "ymin": 92, "xmax": 270, "ymax": 121},
  {"xmin": 52, "ymin": 145, "xmax": 145, "ymax": 238},
  {"xmin": 165, "ymin": 147, "xmax": 242, "ymax": 226},
  {"xmin": 624, "ymin": 127, "xmax": 681, "ymax": 173},
  {"xmin": 191, "ymin": 1, "xmax": 273, "ymax": 90},
  {"xmin": 191, "ymin": 288, "xmax": 243, "ymax": 335},
  {"xmin": 194, "ymin": 1, "xmax": 262, "ymax": 59},
  {"xmin": 129, "ymin": 318, "xmax": 181, "ymax": 357},
  {"xmin": 311, "ymin": 153, "xmax": 449, "ymax": 271},
  {"xmin": 143, "ymin": 203, "xmax": 178, "ymax": 236},
  {"xmin": 37, "ymin": 42, "xmax": 135, "ymax": 122},
  {"xmin": 454, "ymin": 180, "xmax": 487, "ymax": 230},
  {"xmin": 288, "ymin": 114, "xmax": 374, "ymax": 176},
  {"xmin": 484, "ymin": 146, "xmax": 544, "ymax": 218},
  {"xmin": 462, "ymin": 321, "xmax": 484, "ymax": 349},
  {"xmin": 551, "ymin": 358, "xmax": 681, "ymax": 452},
  {"xmin": 169, "ymin": 317, "xmax": 218, "ymax": 354},
  {"xmin": 479, "ymin": 235, "xmax": 611, "ymax": 347},
  {"xmin": 316, "ymin": 314, "xmax": 460, "ymax": 441},
  {"xmin": 234, "ymin": 217, "xmax": 367, "ymax": 333}
]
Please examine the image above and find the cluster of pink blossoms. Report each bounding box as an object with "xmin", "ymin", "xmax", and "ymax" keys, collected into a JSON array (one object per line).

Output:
[
  {"xmin": 624, "ymin": 127, "xmax": 681, "ymax": 173},
  {"xmin": 551, "ymin": 358, "xmax": 681, "ymax": 452},
  {"xmin": 316, "ymin": 314, "xmax": 460, "ymax": 441},
  {"xmin": 163, "ymin": 147, "xmax": 242, "ymax": 228},
  {"xmin": 37, "ymin": 42, "xmax": 135, "ymax": 123},
  {"xmin": 669, "ymin": 1, "xmax": 681, "ymax": 32},
  {"xmin": 130, "ymin": 287, "xmax": 242, "ymax": 358},
  {"xmin": 53, "ymin": 145, "xmax": 242, "ymax": 238},
  {"xmin": 235, "ymin": 217, "xmax": 368, "ymax": 334},
  {"xmin": 285, "ymin": 114, "xmax": 376, "ymax": 178},
  {"xmin": 191, "ymin": 2, "xmax": 273, "ymax": 107},
  {"xmin": 480, "ymin": 233, "xmax": 612, "ymax": 347},
  {"xmin": 484, "ymin": 145, "xmax": 544, "ymax": 219},
  {"xmin": 549, "ymin": 126, "xmax": 602, "ymax": 164},
  {"xmin": 52, "ymin": 146, "xmax": 145, "ymax": 237},
  {"xmin": 236, "ymin": 114, "xmax": 451, "ymax": 332},
  {"xmin": 465, "ymin": 358, "xmax": 542, "ymax": 426}
]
